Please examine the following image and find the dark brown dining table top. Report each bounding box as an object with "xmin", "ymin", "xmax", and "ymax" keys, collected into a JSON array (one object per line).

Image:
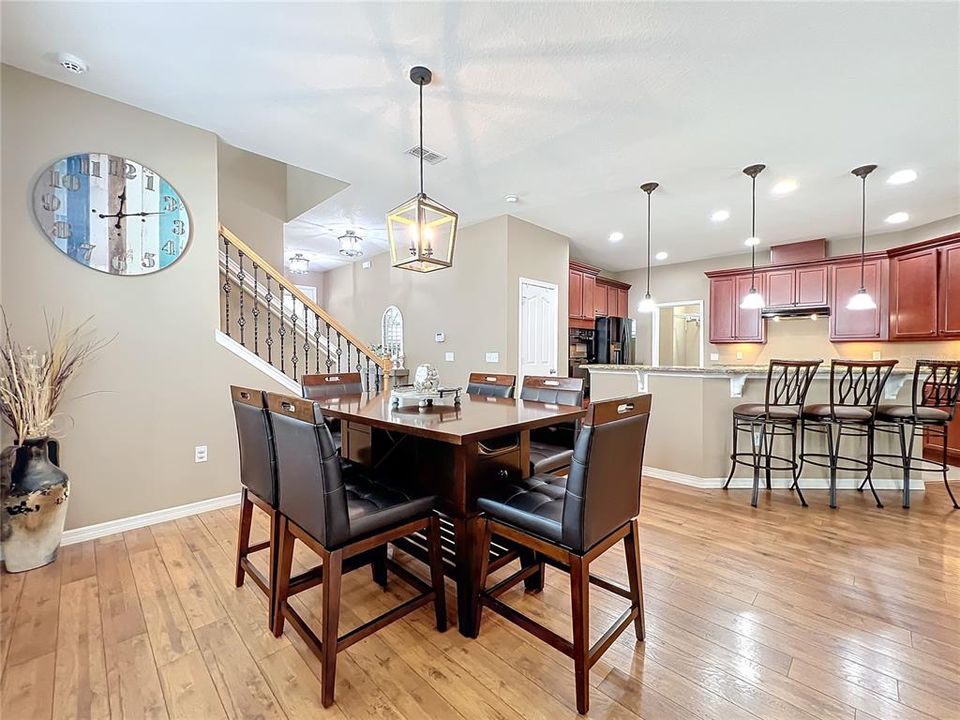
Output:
[{"xmin": 310, "ymin": 392, "xmax": 586, "ymax": 445}]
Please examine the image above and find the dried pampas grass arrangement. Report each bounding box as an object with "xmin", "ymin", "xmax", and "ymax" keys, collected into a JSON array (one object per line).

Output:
[{"xmin": 0, "ymin": 311, "xmax": 111, "ymax": 444}]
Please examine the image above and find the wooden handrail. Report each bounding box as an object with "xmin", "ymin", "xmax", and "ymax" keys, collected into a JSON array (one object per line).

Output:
[{"xmin": 219, "ymin": 224, "xmax": 391, "ymax": 373}]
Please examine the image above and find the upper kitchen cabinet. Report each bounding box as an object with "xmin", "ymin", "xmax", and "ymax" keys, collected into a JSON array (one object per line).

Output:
[
  {"xmin": 764, "ymin": 265, "xmax": 828, "ymax": 308},
  {"xmin": 888, "ymin": 234, "xmax": 960, "ymax": 340},
  {"xmin": 707, "ymin": 273, "xmax": 765, "ymax": 343},
  {"xmin": 593, "ymin": 280, "xmax": 608, "ymax": 316},
  {"xmin": 939, "ymin": 242, "xmax": 960, "ymax": 337},
  {"xmin": 830, "ymin": 257, "xmax": 887, "ymax": 341},
  {"xmin": 568, "ymin": 262, "xmax": 629, "ymax": 323},
  {"xmin": 569, "ymin": 269, "xmax": 583, "ymax": 319}
]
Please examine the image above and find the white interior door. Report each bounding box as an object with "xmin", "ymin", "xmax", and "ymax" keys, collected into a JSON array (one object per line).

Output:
[{"xmin": 519, "ymin": 277, "xmax": 558, "ymax": 382}]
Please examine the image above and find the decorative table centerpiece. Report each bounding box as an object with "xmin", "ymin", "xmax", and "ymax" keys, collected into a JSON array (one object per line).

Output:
[
  {"xmin": 0, "ymin": 313, "xmax": 107, "ymax": 572},
  {"xmin": 390, "ymin": 363, "xmax": 461, "ymax": 409}
]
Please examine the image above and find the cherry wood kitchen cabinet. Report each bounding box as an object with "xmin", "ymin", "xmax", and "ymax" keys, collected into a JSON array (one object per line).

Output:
[
  {"xmin": 765, "ymin": 266, "xmax": 828, "ymax": 307},
  {"xmin": 796, "ymin": 266, "xmax": 828, "ymax": 306},
  {"xmin": 829, "ymin": 257, "xmax": 887, "ymax": 341},
  {"xmin": 765, "ymin": 269, "xmax": 796, "ymax": 307},
  {"xmin": 708, "ymin": 274, "xmax": 765, "ymax": 343},
  {"xmin": 569, "ymin": 269, "xmax": 583, "ymax": 319},
  {"xmin": 568, "ymin": 262, "xmax": 628, "ymax": 323},
  {"xmin": 582, "ymin": 274, "xmax": 596, "ymax": 319},
  {"xmin": 616, "ymin": 288, "xmax": 629, "ymax": 318},
  {"xmin": 939, "ymin": 243, "xmax": 960, "ymax": 337},
  {"xmin": 735, "ymin": 274, "xmax": 765, "ymax": 342},
  {"xmin": 606, "ymin": 285, "xmax": 618, "ymax": 317},
  {"xmin": 594, "ymin": 282, "xmax": 608, "ymax": 316},
  {"xmin": 889, "ymin": 248, "xmax": 939, "ymax": 339}
]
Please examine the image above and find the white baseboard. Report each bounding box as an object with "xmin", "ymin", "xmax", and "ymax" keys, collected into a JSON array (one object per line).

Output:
[
  {"xmin": 643, "ymin": 465, "xmax": 927, "ymax": 491},
  {"xmin": 60, "ymin": 492, "xmax": 242, "ymax": 547}
]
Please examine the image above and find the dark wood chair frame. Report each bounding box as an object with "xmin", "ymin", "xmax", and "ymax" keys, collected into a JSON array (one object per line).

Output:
[
  {"xmin": 272, "ymin": 512, "xmax": 448, "ymax": 708},
  {"xmin": 472, "ymin": 517, "xmax": 644, "ymax": 715}
]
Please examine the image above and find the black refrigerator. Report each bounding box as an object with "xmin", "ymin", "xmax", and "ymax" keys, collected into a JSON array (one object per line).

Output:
[{"xmin": 593, "ymin": 316, "xmax": 631, "ymax": 364}]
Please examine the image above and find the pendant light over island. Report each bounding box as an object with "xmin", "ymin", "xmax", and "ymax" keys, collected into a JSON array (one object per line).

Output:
[
  {"xmin": 739, "ymin": 164, "xmax": 766, "ymax": 310},
  {"xmin": 847, "ymin": 164, "xmax": 879, "ymax": 311},
  {"xmin": 636, "ymin": 182, "xmax": 659, "ymax": 313}
]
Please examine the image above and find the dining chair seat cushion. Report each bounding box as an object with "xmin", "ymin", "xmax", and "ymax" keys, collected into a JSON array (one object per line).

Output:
[
  {"xmin": 876, "ymin": 405, "xmax": 951, "ymax": 423},
  {"xmin": 732, "ymin": 403, "xmax": 800, "ymax": 420},
  {"xmin": 476, "ymin": 474, "xmax": 566, "ymax": 544},
  {"xmin": 529, "ymin": 440, "xmax": 575, "ymax": 475},
  {"xmin": 802, "ymin": 404, "xmax": 873, "ymax": 422},
  {"xmin": 343, "ymin": 473, "xmax": 437, "ymax": 546}
]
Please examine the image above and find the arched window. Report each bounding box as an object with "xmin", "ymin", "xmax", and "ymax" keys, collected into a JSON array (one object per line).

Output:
[{"xmin": 381, "ymin": 305, "xmax": 404, "ymax": 362}]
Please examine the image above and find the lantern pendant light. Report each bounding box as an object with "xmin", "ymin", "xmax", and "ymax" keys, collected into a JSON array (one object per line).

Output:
[
  {"xmin": 637, "ymin": 182, "xmax": 659, "ymax": 313},
  {"xmin": 386, "ymin": 66, "xmax": 458, "ymax": 273},
  {"xmin": 847, "ymin": 164, "xmax": 878, "ymax": 311},
  {"xmin": 739, "ymin": 164, "xmax": 766, "ymax": 310}
]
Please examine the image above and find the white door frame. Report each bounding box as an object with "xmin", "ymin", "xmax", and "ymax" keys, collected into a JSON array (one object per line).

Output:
[
  {"xmin": 518, "ymin": 276, "xmax": 559, "ymax": 381},
  {"xmin": 650, "ymin": 299, "xmax": 705, "ymax": 367}
]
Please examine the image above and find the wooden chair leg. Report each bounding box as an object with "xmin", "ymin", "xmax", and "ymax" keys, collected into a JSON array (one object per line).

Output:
[
  {"xmin": 272, "ymin": 516, "xmax": 295, "ymax": 638},
  {"xmin": 623, "ymin": 518, "xmax": 645, "ymax": 641},
  {"xmin": 266, "ymin": 508, "xmax": 279, "ymax": 630},
  {"xmin": 320, "ymin": 548, "xmax": 343, "ymax": 708},
  {"xmin": 427, "ymin": 514, "xmax": 448, "ymax": 632},
  {"xmin": 519, "ymin": 548, "xmax": 545, "ymax": 593},
  {"xmin": 569, "ymin": 554, "xmax": 591, "ymax": 715},
  {"xmin": 371, "ymin": 544, "xmax": 388, "ymax": 589},
  {"xmin": 235, "ymin": 488, "xmax": 254, "ymax": 587},
  {"xmin": 470, "ymin": 518, "xmax": 493, "ymax": 638}
]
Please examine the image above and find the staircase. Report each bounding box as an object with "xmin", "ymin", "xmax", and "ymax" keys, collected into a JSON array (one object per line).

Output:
[{"xmin": 217, "ymin": 225, "xmax": 391, "ymax": 392}]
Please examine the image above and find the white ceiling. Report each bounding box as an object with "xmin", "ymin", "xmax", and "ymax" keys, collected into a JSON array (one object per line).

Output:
[{"xmin": 3, "ymin": 2, "xmax": 958, "ymax": 272}]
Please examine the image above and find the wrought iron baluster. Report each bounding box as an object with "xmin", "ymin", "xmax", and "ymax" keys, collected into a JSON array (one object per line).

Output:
[
  {"xmin": 375, "ymin": 364, "xmax": 381, "ymax": 393},
  {"xmin": 314, "ymin": 313, "xmax": 321, "ymax": 373},
  {"xmin": 265, "ymin": 277, "xmax": 274, "ymax": 366},
  {"xmin": 325, "ymin": 323, "xmax": 333, "ymax": 371},
  {"xmin": 365, "ymin": 357, "xmax": 371, "ymax": 393},
  {"xmin": 356, "ymin": 346, "xmax": 362, "ymax": 375},
  {"xmin": 222, "ymin": 236, "xmax": 231, "ymax": 337},
  {"xmin": 237, "ymin": 251, "xmax": 246, "ymax": 346},
  {"xmin": 303, "ymin": 301, "xmax": 310, "ymax": 379},
  {"xmin": 336, "ymin": 332, "xmax": 343, "ymax": 372},
  {"xmin": 278, "ymin": 287, "xmax": 286, "ymax": 374},
  {"xmin": 251, "ymin": 265, "xmax": 260, "ymax": 356},
  {"xmin": 290, "ymin": 294, "xmax": 298, "ymax": 380}
]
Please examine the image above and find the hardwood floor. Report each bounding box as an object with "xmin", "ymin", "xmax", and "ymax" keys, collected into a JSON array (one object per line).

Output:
[{"xmin": 3, "ymin": 478, "xmax": 960, "ymax": 719}]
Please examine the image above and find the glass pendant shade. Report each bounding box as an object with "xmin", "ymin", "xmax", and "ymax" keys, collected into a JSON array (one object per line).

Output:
[
  {"xmin": 288, "ymin": 253, "xmax": 309, "ymax": 275},
  {"xmin": 846, "ymin": 287, "xmax": 876, "ymax": 311},
  {"xmin": 637, "ymin": 292, "xmax": 656, "ymax": 313},
  {"xmin": 387, "ymin": 194, "xmax": 458, "ymax": 272},
  {"xmin": 338, "ymin": 230, "xmax": 363, "ymax": 258},
  {"xmin": 740, "ymin": 288, "xmax": 765, "ymax": 310}
]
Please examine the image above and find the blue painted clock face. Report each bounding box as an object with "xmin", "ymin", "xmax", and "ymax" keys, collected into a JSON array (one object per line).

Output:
[{"xmin": 32, "ymin": 153, "xmax": 191, "ymax": 275}]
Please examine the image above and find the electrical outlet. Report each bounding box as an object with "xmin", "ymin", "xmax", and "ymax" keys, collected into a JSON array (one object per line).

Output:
[
  {"xmin": 736, "ymin": 351, "xmax": 743, "ymax": 361},
  {"xmin": 710, "ymin": 352, "xmax": 720, "ymax": 362},
  {"xmin": 195, "ymin": 445, "xmax": 208, "ymax": 463},
  {"xmin": 445, "ymin": 351, "xmax": 455, "ymax": 362},
  {"xmin": 486, "ymin": 352, "xmax": 500, "ymax": 363},
  {"xmin": 872, "ymin": 350, "xmax": 882, "ymax": 360}
]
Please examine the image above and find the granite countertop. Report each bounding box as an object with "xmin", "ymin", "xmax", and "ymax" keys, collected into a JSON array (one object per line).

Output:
[{"xmin": 583, "ymin": 364, "xmax": 912, "ymax": 375}]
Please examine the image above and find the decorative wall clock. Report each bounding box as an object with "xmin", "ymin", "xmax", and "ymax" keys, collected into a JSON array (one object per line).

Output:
[{"xmin": 32, "ymin": 153, "xmax": 191, "ymax": 275}]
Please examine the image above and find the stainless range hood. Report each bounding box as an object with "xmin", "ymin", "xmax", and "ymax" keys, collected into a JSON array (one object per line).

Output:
[{"xmin": 761, "ymin": 305, "xmax": 831, "ymax": 319}]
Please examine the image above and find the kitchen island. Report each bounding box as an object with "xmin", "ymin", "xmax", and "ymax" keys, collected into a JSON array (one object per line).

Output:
[{"xmin": 585, "ymin": 363, "xmax": 924, "ymax": 491}]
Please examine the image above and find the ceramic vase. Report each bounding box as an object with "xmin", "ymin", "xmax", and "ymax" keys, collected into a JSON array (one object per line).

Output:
[{"xmin": 1, "ymin": 438, "xmax": 69, "ymax": 573}]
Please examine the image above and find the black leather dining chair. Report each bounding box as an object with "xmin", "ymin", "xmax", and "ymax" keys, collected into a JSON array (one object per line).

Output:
[
  {"xmin": 466, "ymin": 372, "xmax": 516, "ymax": 397},
  {"xmin": 519, "ymin": 375, "xmax": 584, "ymax": 476},
  {"xmin": 472, "ymin": 394, "xmax": 652, "ymax": 715},
  {"xmin": 302, "ymin": 372, "xmax": 365, "ymax": 451},
  {"xmin": 873, "ymin": 360, "xmax": 960, "ymax": 509},
  {"xmin": 267, "ymin": 392, "xmax": 447, "ymax": 708}
]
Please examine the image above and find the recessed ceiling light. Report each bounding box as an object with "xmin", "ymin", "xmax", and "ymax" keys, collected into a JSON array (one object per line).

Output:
[
  {"xmin": 887, "ymin": 169, "xmax": 917, "ymax": 185},
  {"xmin": 655, "ymin": 251, "xmax": 669, "ymax": 261},
  {"xmin": 771, "ymin": 178, "xmax": 798, "ymax": 195},
  {"xmin": 608, "ymin": 231, "xmax": 624, "ymax": 243},
  {"xmin": 504, "ymin": 194, "xmax": 519, "ymax": 203},
  {"xmin": 885, "ymin": 212, "xmax": 909, "ymax": 224},
  {"xmin": 57, "ymin": 52, "xmax": 88, "ymax": 75},
  {"xmin": 744, "ymin": 236, "xmax": 760, "ymax": 247},
  {"xmin": 710, "ymin": 209, "xmax": 730, "ymax": 223}
]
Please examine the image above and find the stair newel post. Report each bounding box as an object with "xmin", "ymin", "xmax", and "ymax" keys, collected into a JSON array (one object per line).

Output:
[
  {"xmin": 313, "ymin": 312, "xmax": 321, "ymax": 373},
  {"xmin": 265, "ymin": 276, "xmax": 274, "ymax": 366},
  {"xmin": 237, "ymin": 250, "xmax": 246, "ymax": 347},
  {"xmin": 222, "ymin": 234, "xmax": 231, "ymax": 338},
  {"xmin": 278, "ymin": 286, "xmax": 286, "ymax": 374},
  {"xmin": 251, "ymin": 264, "xmax": 260, "ymax": 356}
]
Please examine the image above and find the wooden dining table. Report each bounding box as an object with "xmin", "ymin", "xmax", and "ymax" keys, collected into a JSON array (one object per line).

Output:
[{"xmin": 310, "ymin": 391, "xmax": 587, "ymax": 635}]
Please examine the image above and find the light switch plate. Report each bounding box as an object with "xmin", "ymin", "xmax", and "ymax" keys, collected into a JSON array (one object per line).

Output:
[
  {"xmin": 435, "ymin": 332, "xmax": 445, "ymax": 343},
  {"xmin": 710, "ymin": 352, "xmax": 720, "ymax": 362},
  {"xmin": 445, "ymin": 351, "xmax": 455, "ymax": 362},
  {"xmin": 485, "ymin": 352, "xmax": 500, "ymax": 363},
  {"xmin": 872, "ymin": 350, "xmax": 882, "ymax": 360},
  {"xmin": 361, "ymin": 260, "xmax": 371, "ymax": 269},
  {"xmin": 736, "ymin": 352, "xmax": 743, "ymax": 360},
  {"xmin": 195, "ymin": 445, "xmax": 208, "ymax": 463}
]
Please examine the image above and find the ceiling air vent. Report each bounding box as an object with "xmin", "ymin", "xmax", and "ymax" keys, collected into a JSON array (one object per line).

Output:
[{"xmin": 405, "ymin": 145, "xmax": 447, "ymax": 165}]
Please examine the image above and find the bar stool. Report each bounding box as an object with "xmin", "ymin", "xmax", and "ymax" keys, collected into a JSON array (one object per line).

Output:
[
  {"xmin": 723, "ymin": 360, "xmax": 822, "ymax": 507},
  {"xmin": 872, "ymin": 360, "xmax": 960, "ymax": 509},
  {"xmin": 798, "ymin": 360, "xmax": 898, "ymax": 509},
  {"xmin": 472, "ymin": 395, "xmax": 652, "ymax": 715},
  {"xmin": 302, "ymin": 372, "xmax": 365, "ymax": 451},
  {"xmin": 466, "ymin": 372, "xmax": 516, "ymax": 397},
  {"xmin": 267, "ymin": 393, "xmax": 447, "ymax": 708},
  {"xmin": 519, "ymin": 375, "xmax": 585, "ymax": 476}
]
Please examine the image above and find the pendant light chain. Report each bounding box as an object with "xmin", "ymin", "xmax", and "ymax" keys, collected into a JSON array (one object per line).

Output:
[
  {"xmin": 419, "ymin": 80, "xmax": 424, "ymax": 198},
  {"xmin": 859, "ymin": 173, "xmax": 866, "ymax": 289},
  {"xmin": 750, "ymin": 172, "xmax": 757, "ymax": 290}
]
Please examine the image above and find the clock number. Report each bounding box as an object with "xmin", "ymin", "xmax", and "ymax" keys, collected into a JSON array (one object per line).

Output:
[
  {"xmin": 141, "ymin": 252, "xmax": 157, "ymax": 268},
  {"xmin": 144, "ymin": 172, "xmax": 156, "ymax": 191},
  {"xmin": 172, "ymin": 219, "xmax": 186, "ymax": 236},
  {"xmin": 108, "ymin": 158, "xmax": 123, "ymax": 177},
  {"xmin": 79, "ymin": 157, "xmax": 101, "ymax": 177},
  {"xmin": 79, "ymin": 243, "xmax": 96, "ymax": 262},
  {"xmin": 61, "ymin": 174, "xmax": 81, "ymax": 192},
  {"xmin": 124, "ymin": 162, "xmax": 138, "ymax": 180},
  {"xmin": 40, "ymin": 193, "xmax": 61, "ymax": 211},
  {"xmin": 161, "ymin": 240, "xmax": 176, "ymax": 255},
  {"xmin": 162, "ymin": 195, "xmax": 179, "ymax": 212},
  {"xmin": 52, "ymin": 221, "xmax": 71, "ymax": 239},
  {"xmin": 48, "ymin": 170, "xmax": 62, "ymax": 188},
  {"xmin": 112, "ymin": 250, "xmax": 133, "ymax": 272}
]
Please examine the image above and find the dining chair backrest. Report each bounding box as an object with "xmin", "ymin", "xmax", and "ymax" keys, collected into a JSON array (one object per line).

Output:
[
  {"xmin": 519, "ymin": 376, "xmax": 584, "ymax": 406},
  {"xmin": 267, "ymin": 393, "xmax": 350, "ymax": 547},
  {"xmin": 466, "ymin": 373, "xmax": 516, "ymax": 398},
  {"xmin": 764, "ymin": 359, "xmax": 823, "ymax": 414},
  {"xmin": 230, "ymin": 386, "xmax": 277, "ymax": 507},
  {"xmin": 561, "ymin": 394, "xmax": 651, "ymax": 553},
  {"xmin": 829, "ymin": 360, "xmax": 898, "ymax": 418},
  {"xmin": 913, "ymin": 360, "xmax": 960, "ymax": 420},
  {"xmin": 302, "ymin": 372, "xmax": 364, "ymax": 399}
]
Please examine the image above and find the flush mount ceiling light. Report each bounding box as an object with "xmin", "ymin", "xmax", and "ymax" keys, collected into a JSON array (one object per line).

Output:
[
  {"xmin": 771, "ymin": 178, "xmax": 798, "ymax": 195},
  {"xmin": 637, "ymin": 182, "xmax": 659, "ymax": 313},
  {"xmin": 386, "ymin": 66, "xmax": 457, "ymax": 273},
  {"xmin": 740, "ymin": 164, "xmax": 766, "ymax": 310},
  {"xmin": 504, "ymin": 194, "xmax": 519, "ymax": 203},
  {"xmin": 655, "ymin": 251, "xmax": 669, "ymax": 261},
  {"xmin": 847, "ymin": 164, "xmax": 878, "ymax": 311},
  {"xmin": 608, "ymin": 231, "xmax": 624, "ymax": 243},
  {"xmin": 57, "ymin": 52, "xmax": 88, "ymax": 75},
  {"xmin": 885, "ymin": 211, "xmax": 910, "ymax": 224},
  {"xmin": 887, "ymin": 169, "xmax": 918, "ymax": 185},
  {"xmin": 338, "ymin": 230, "xmax": 363, "ymax": 258},
  {"xmin": 288, "ymin": 253, "xmax": 310, "ymax": 275},
  {"xmin": 711, "ymin": 209, "xmax": 730, "ymax": 223}
]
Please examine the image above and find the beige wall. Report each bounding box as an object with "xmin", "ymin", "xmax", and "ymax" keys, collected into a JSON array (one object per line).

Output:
[
  {"xmin": 2, "ymin": 65, "xmax": 291, "ymax": 529},
  {"xmin": 617, "ymin": 215, "xmax": 960, "ymax": 366}
]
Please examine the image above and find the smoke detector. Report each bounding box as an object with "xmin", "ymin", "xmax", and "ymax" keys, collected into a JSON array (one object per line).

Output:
[
  {"xmin": 405, "ymin": 145, "xmax": 447, "ymax": 165},
  {"xmin": 57, "ymin": 52, "xmax": 88, "ymax": 75}
]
